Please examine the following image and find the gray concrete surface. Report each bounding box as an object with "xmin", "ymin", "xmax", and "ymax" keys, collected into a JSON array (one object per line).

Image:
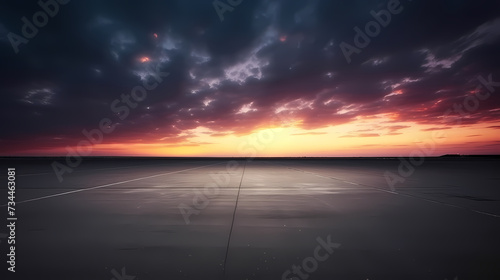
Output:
[{"xmin": 0, "ymin": 158, "xmax": 499, "ymax": 280}]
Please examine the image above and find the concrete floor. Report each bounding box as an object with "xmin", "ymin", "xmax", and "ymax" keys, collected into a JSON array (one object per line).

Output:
[{"xmin": 0, "ymin": 157, "xmax": 499, "ymax": 280}]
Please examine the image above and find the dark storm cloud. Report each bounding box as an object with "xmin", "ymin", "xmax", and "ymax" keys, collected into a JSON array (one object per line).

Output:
[{"xmin": 1, "ymin": 0, "xmax": 500, "ymax": 154}]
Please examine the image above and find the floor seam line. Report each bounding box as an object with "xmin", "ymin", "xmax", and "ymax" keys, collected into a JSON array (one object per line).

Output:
[
  {"xmin": 0, "ymin": 161, "xmax": 226, "ymax": 207},
  {"xmin": 223, "ymin": 160, "xmax": 247, "ymax": 279}
]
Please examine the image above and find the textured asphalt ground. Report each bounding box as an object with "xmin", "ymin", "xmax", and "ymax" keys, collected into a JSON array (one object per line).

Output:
[{"xmin": 0, "ymin": 157, "xmax": 499, "ymax": 280}]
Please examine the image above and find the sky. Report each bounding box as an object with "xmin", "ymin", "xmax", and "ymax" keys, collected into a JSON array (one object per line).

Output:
[{"xmin": 1, "ymin": 0, "xmax": 500, "ymax": 157}]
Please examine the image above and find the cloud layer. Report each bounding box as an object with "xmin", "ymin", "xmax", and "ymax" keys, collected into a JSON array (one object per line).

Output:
[{"xmin": 1, "ymin": 0, "xmax": 500, "ymax": 155}]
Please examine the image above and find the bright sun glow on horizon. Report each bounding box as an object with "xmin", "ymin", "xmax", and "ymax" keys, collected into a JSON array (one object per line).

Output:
[{"xmin": 17, "ymin": 116, "xmax": 500, "ymax": 157}]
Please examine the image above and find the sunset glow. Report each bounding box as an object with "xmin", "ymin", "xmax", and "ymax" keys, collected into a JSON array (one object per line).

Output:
[{"xmin": 1, "ymin": 1, "xmax": 500, "ymax": 157}]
